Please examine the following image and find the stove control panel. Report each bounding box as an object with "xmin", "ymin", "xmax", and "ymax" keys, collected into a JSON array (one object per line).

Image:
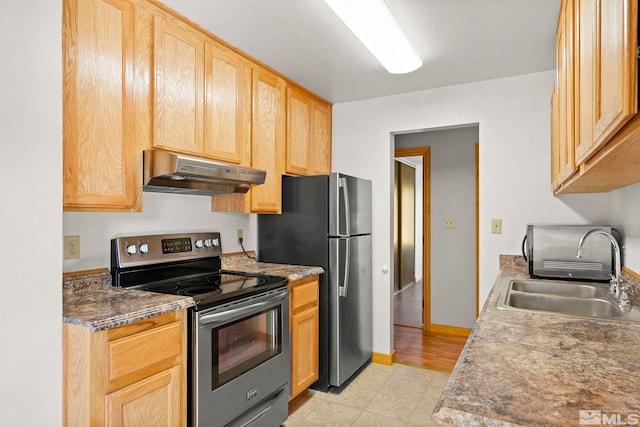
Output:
[{"xmin": 112, "ymin": 232, "xmax": 223, "ymax": 268}]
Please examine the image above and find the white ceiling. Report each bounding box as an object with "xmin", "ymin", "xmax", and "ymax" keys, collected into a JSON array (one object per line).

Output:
[{"xmin": 160, "ymin": 0, "xmax": 561, "ymax": 104}]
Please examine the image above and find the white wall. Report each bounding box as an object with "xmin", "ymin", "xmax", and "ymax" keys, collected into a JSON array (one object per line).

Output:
[
  {"xmin": 0, "ymin": 1, "xmax": 62, "ymax": 424},
  {"xmin": 607, "ymin": 182, "xmax": 640, "ymax": 271},
  {"xmin": 332, "ymin": 71, "xmax": 611, "ymax": 355},
  {"xmin": 397, "ymin": 128, "xmax": 478, "ymax": 329},
  {"xmin": 63, "ymin": 193, "xmax": 258, "ymax": 272}
]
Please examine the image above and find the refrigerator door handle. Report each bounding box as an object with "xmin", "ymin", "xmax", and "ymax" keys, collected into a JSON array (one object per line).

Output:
[
  {"xmin": 339, "ymin": 236, "xmax": 351, "ymax": 297},
  {"xmin": 339, "ymin": 177, "xmax": 351, "ymax": 236},
  {"xmin": 338, "ymin": 177, "xmax": 351, "ymax": 297}
]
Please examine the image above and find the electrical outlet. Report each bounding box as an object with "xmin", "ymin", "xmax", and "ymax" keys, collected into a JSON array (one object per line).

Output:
[
  {"xmin": 64, "ymin": 235, "xmax": 80, "ymax": 259},
  {"xmin": 237, "ymin": 229, "xmax": 244, "ymax": 245},
  {"xmin": 444, "ymin": 218, "xmax": 455, "ymax": 229},
  {"xmin": 491, "ymin": 218, "xmax": 502, "ymax": 234}
]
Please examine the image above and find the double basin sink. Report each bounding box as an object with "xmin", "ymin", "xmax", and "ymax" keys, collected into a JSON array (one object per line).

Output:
[{"xmin": 497, "ymin": 279, "xmax": 640, "ymax": 323}]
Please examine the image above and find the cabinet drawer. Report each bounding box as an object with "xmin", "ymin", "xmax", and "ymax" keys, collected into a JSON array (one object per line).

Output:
[
  {"xmin": 107, "ymin": 321, "xmax": 182, "ymax": 384},
  {"xmin": 291, "ymin": 278, "xmax": 318, "ymax": 312}
]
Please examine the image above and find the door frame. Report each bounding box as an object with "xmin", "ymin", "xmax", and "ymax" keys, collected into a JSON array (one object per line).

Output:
[
  {"xmin": 395, "ymin": 143, "xmax": 479, "ymax": 331},
  {"xmin": 394, "ymin": 147, "xmax": 430, "ymax": 330}
]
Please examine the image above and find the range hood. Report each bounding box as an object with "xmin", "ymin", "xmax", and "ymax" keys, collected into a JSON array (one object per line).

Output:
[{"xmin": 143, "ymin": 150, "xmax": 266, "ymax": 196}]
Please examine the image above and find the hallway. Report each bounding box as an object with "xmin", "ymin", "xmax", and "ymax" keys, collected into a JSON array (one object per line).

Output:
[
  {"xmin": 394, "ymin": 280, "xmax": 423, "ymax": 328},
  {"xmin": 394, "ymin": 279, "xmax": 468, "ymax": 372}
]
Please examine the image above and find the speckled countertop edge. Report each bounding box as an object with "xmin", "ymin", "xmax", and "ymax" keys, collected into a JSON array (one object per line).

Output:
[
  {"xmin": 432, "ymin": 255, "xmax": 640, "ymax": 427},
  {"xmin": 63, "ymin": 257, "xmax": 322, "ymax": 333},
  {"xmin": 63, "ymin": 287, "xmax": 194, "ymax": 332},
  {"xmin": 221, "ymin": 254, "xmax": 324, "ymax": 281}
]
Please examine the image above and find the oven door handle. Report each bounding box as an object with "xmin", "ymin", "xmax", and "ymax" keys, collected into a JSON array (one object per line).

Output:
[{"xmin": 198, "ymin": 290, "xmax": 288, "ymax": 326}]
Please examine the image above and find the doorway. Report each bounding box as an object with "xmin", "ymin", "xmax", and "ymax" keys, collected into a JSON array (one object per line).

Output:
[
  {"xmin": 393, "ymin": 155, "xmax": 424, "ymax": 329},
  {"xmin": 393, "ymin": 125, "xmax": 479, "ymax": 334},
  {"xmin": 394, "ymin": 147, "xmax": 429, "ymax": 330}
]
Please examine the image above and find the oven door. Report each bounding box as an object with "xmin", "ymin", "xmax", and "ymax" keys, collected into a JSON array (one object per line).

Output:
[{"xmin": 193, "ymin": 287, "xmax": 290, "ymax": 427}]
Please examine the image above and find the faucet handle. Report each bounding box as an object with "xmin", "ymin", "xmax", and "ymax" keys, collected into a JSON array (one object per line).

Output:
[
  {"xmin": 618, "ymin": 284, "xmax": 632, "ymax": 312},
  {"xmin": 608, "ymin": 276, "xmax": 618, "ymax": 294}
]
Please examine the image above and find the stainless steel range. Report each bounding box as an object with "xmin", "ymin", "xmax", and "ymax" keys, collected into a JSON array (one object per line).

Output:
[{"xmin": 111, "ymin": 232, "xmax": 290, "ymax": 427}]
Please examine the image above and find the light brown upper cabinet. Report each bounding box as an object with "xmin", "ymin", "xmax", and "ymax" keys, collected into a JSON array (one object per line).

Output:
[
  {"xmin": 286, "ymin": 86, "xmax": 332, "ymax": 176},
  {"xmin": 551, "ymin": 88, "xmax": 560, "ymax": 191},
  {"xmin": 554, "ymin": 0, "xmax": 577, "ymax": 187},
  {"xmin": 153, "ymin": 16, "xmax": 206, "ymax": 156},
  {"xmin": 309, "ymin": 100, "xmax": 332, "ymax": 175},
  {"xmin": 63, "ymin": 0, "xmax": 149, "ymax": 211},
  {"xmin": 204, "ymin": 42, "xmax": 252, "ymax": 166},
  {"xmin": 210, "ymin": 65, "xmax": 287, "ymax": 214},
  {"xmin": 250, "ymin": 67, "xmax": 286, "ymax": 213},
  {"xmin": 286, "ymin": 87, "xmax": 312, "ymax": 175},
  {"xmin": 153, "ymin": 16, "xmax": 252, "ymax": 164},
  {"xmin": 574, "ymin": 0, "xmax": 637, "ymax": 164},
  {"xmin": 554, "ymin": 0, "xmax": 640, "ymax": 194},
  {"xmin": 64, "ymin": 0, "xmax": 330, "ymax": 212}
]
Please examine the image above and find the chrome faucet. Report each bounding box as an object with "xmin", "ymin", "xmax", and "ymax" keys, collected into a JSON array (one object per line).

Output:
[{"xmin": 576, "ymin": 229, "xmax": 630, "ymax": 312}]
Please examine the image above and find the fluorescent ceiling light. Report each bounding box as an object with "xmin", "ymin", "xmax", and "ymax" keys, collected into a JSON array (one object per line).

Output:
[{"xmin": 324, "ymin": 0, "xmax": 422, "ymax": 74}]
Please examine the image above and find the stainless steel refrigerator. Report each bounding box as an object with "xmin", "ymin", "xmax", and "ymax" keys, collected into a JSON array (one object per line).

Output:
[{"xmin": 258, "ymin": 173, "xmax": 372, "ymax": 391}]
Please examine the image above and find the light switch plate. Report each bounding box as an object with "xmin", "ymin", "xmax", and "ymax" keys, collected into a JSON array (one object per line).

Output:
[{"xmin": 491, "ymin": 218, "xmax": 502, "ymax": 234}]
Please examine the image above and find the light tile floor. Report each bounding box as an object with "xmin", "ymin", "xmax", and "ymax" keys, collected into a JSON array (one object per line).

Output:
[{"xmin": 284, "ymin": 363, "xmax": 448, "ymax": 426}]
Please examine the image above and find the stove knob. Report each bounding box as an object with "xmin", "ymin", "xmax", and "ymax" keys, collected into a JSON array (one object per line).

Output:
[
  {"xmin": 138, "ymin": 243, "xmax": 149, "ymax": 254},
  {"xmin": 195, "ymin": 239, "xmax": 204, "ymax": 248},
  {"xmin": 212, "ymin": 238, "xmax": 220, "ymax": 247},
  {"xmin": 125, "ymin": 244, "xmax": 137, "ymax": 255},
  {"xmin": 204, "ymin": 239, "xmax": 212, "ymax": 248}
]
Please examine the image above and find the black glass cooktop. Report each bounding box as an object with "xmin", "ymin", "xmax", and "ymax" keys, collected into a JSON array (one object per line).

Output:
[{"xmin": 113, "ymin": 259, "xmax": 287, "ymax": 310}]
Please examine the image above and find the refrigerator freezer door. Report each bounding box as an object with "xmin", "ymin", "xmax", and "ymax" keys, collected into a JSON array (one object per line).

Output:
[
  {"xmin": 329, "ymin": 234, "xmax": 373, "ymax": 387},
  {"xmin": 329, "ymin": 174, "xmax": 372, "ymax": 237}
]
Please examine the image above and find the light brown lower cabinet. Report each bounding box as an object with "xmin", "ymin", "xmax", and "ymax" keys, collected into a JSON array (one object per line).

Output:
[
  {"xmin": 289, "ymin": 275, "xmax": 319, "ymax": 400},
  {"xmin": 64, "ymin": 310, "xmax": 187, "ymax": 426}
]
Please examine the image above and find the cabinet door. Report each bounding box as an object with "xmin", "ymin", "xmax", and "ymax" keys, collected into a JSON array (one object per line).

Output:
[
  {"xmin": 286, "ymin": 87, "xmax": 311, "ymax": 175},
  {"xmin": 575, "ymin": 0, "xmax": 637, "ymax": 163},
  {"xmin": 154, "ymin": 16, "xmax": 205, "ymax": 156},
  {"xmin": 593, "ymin": 0, "xmax": 637, "ymax": 147},
  {"xmin": 574, "ymin": 0, "xmax": 596, "ymax": 164},
  {"xmin": 105, "ymin": 365, "xmax": 181, "ymax": 427},
  {"xmin": 204, "ymin": 42, "xmax": 251, "ymax": 165},
  {"xmin": 289, "ymin": 276, "xmax": 319, "ymax": 399},
  {"xmin": 251, "ymin": 67, "xmax": 285, "ymax": 213},
  {"xmin": 551, "ymin": 89, "xmax": 560, "ymax": 191},
  {"xmin": 63, "ymin": 0, "xmax": 144, "ymax": 211},
  {"xmin": 309, "ymin": 100, "xmax": 332, "ymax": 175},
  {"xmin": 555, "ymin": 0, "xmax": 577, "ymax": 183},
  {"xmin": 291, "ymin": 306, "xmax": 319, "ymax": 399}
]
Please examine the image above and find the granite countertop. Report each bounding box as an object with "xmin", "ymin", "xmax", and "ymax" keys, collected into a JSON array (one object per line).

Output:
[
  {"xmin": 432, "ymin": 260, "xmax": 640, "ymax": 426},
  {"xmin": 63, "ymin": 271, "xmax": 194, "ymax": 332},
  {"xmin": 221, "ymin": 254, "xmax": 324, "ymax": 282},
  {"xmin": 63, "ymin": 258, "xmax": 322, "ymax": 333}
]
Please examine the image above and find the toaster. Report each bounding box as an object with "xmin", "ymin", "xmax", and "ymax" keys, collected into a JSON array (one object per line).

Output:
[{"xmin": 522, "ymin": 224, "xmax": 616, "ymax": 281}]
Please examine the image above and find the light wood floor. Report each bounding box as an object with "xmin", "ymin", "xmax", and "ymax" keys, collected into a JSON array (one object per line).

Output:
[
  {"xmin": 393, "ymin": 280, "xmax": 468, "ymax": 372},
  {"xmin": 394, "ymin": 325, "xmax": 468, "ymax": 372}
]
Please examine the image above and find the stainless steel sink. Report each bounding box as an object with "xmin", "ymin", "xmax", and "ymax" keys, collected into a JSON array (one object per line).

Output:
[
  {"xmin": 510, "ymin": 280, "xmax": 605, "ymax": 298},
  {"xmin": 506, "ymin": 293, "xmax": 623, "ymax": 318},
  {"xmin": 497, "ymin": 279, "xmax": 640, "ymax": 322}
]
